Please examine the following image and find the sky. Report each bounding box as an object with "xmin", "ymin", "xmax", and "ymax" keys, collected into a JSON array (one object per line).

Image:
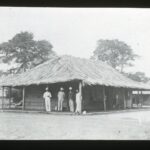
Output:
[{"xmin": 0, "ymin": 7, "xmax": 150, "ymax": 76}]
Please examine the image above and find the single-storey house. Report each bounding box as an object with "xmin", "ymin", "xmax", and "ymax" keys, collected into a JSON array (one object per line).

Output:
[{"xmin": 0, "ymin": 55, "xmax": 150, "ymax": 112}]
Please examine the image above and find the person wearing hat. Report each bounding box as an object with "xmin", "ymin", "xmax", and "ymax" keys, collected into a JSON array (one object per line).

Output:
[
  {"xmin": 68, "ymin": 87, "xmax": 74, "ymax": 112},
  {"xmin": 75, "ymin": 89, "xmax": 82, "ymax": 114},
  {"xmin": 57, "ymin": 87, "xmax": 65, "ymax": 111},
  {"xmin": 43, "ymin": 87, "xmax": 52, "ymax": 112}
]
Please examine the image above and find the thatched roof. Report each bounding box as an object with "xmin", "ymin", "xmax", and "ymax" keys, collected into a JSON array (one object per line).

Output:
[{"xmin": 0, "ymin": 55, "xmax": 150, "ymax": 90}]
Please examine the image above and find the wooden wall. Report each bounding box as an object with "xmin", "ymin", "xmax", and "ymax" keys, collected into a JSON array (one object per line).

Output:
[
  {"xmin": 82, "ymin": 85, "xmax": 132, "ymax": 111},
  {"xmin": 82, "ymin": 85, "xmax": 104, "ymax": 111},
  {"xmin": 25, "ymin": 85, "xmax": 44, "ymax": 110},
  {"xmin": 24, "ymin": 82, "xmax": 133, "ymax": 111},
  {"xmin": 105, "ymin": 87, "xmax": 133, "ymax": 110},
  {"xmin": 143, "ymin": 95, "xmax": 150, "ymax": 105},
  {"xmin": 125, "ymin": 89, "xmax": 133, "ymax": 108},
  {"xmin": 105, "ymin": 87, "xmax": 116, "ymax": 110},
  {"xmin": 112, "ymin": 88, "xmax": 133, "ymax": 109},
  {"xmin": 24, "ymin": 81, "xmax": 79, "ymax": 111}
]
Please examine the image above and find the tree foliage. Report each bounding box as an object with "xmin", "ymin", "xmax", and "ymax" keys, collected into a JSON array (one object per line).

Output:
[
  {"xmin": 0, "ymin": 70, "xmax": 10, "ymax": 77},
  {"xmin": 124, "ymin": 72, "xmax": 150, "ymax": 83},
  {"xmin": 0, "ymin": 32, "xmax": 56, "ymax": 73},
  {"xmin": 91, "ymin": 39, "xmax": 139, "ymax": 72}
]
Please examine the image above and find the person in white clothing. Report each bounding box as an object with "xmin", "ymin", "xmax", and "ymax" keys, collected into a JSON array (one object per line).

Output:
[
  {"xmin": 68, "ymin": 87, "xmax": 74, "ymax": 112},
  {"xmin": 57, "ymin": 87, "xmax": 65, "ymax": 111},
  {"xmin": 75, "ymin": 89, "xmax": 82, "ymax": 114},
  {"xmin": 43, "ymin": 87, "xmax": 52, "ymax": 112}
]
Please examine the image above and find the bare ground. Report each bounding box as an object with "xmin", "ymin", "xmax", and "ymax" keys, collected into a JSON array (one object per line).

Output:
[{"xmin": 0, "ymin": 109, "xmax": 150, "ymax": 140}]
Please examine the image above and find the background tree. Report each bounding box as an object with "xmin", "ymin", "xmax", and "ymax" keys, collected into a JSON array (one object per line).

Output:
[
  {"xmin": 0, "ymin": 31, "xmax": 56, "ymax": 73},
  {"xmin": 0, "ymin": 70, "xmax": 10, "ymax": 77},
  {"xmin": 0, "ymin": 70, "xmax": 5, "ymax": 77},
  {"xmin": 123, "ymin": 72, "xmax": 150, "ymax": 83},
  {"xmin": 91, "ymin": 39, "xmax": 139, "ymax": 73}
]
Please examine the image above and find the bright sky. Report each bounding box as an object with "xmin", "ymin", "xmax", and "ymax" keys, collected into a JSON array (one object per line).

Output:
[{"xmin": 0, "ymin": 7, "xmax": 150, "ymax": 76}]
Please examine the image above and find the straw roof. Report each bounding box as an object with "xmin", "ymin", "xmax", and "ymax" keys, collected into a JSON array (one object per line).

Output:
[{"xmin": 0, "ymin": 55, "xmax": 150, "ymax": 90}]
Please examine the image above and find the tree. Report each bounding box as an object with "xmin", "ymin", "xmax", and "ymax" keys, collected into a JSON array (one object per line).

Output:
[
  {"xmin": 0, "ymin": 31, "xmax": 56, "ymax": 73},
  {"xmin": 0, "ymin": 70, "xmax": 5, "ymax": 77},
  {"xmin": 0, "ymin": 70, "xmax": 10, "ymax": 77},
  {"xmin": 91, "ymin": 39, "xmax": 139, "ymax": 73},
  {"xmin": 124, "ymin": 72, "xmax": 150, "ymax": 83}
]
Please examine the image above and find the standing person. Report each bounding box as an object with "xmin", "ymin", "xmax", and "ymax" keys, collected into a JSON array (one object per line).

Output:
[
  {"xmin": 115, "ymin": 94, "xmax": 119, "ymax": 109},
  {"xmin": 75, "ymin": 89, "xmax": 82, "ymax": 114},
  {"xmin": 68, "ymin": 87, "xmax": 74, "ymax": 112},
  {"xmin": 57, "ymin": 87, "xmax": 65, "ymax": 111},
  {"xmin": 43, "ymin": 87, "xmax": 52, "ymax": 112}
]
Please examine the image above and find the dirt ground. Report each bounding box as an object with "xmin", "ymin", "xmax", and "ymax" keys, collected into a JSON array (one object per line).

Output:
[{"xmin": 1, "ymin": 109, "xmax": 150, "ymax": 140}]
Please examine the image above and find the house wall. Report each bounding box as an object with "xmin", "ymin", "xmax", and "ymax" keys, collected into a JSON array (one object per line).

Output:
[
  {"xmin": 82, "ymin": 85, "xmax": 104, "ymax": 111},
  {"xmin": 25, "ymin": 83, "xmax": 106, "ymax": 111},
  {"xmin": 105, "ymin": 87, "xmax": 133, "ymax": 109},
  {"xmin": 25, "ymin": 85, "xmax": 45, "ymax": 110},
  {"xmin": 125, "ymin": 89, "xmax": 133, "ymax": 108},
  {"xmin": 24, "ymin": 82, "xmax": 133, "ymax": 111},
  {"xmin": 24, "ymin": 81, "xmax": 79, "ymax": 111},
  {"xmin": 106, "ymin": 87, "xmax": 116, "ymax": 110},
  {"xmin": 0, "ymin": 87, "xmax": 10, "ymax": 109},
  {"xmin": 82, "ymin": 85, "xmax": 132, "ymax": 111},
  {"xmin": 133, "ymin": 94, "xmax": 150, "ymax": 105},
  {"xmin": 143, "ymin": 95, "xmax": 150, "ymax": 105}
]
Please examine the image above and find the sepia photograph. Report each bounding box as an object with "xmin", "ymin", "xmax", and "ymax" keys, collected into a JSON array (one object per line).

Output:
[{"xmin": 0, "ymin": 7, "xmax": 150, "ymax": 140}]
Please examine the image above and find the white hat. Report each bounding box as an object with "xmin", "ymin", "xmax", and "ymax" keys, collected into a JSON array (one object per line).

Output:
[
  {"xmin": 45, "ymin": 87, "xmax": 49, "ymax": 90},
  {"xmin": 69, "ymin": 87, "xmax": 72, "ymax": 90},
  {"xmin": 60, "ymin": 87, "xmax": 64, "ymax": 90},
  {"xmin": 82, "ymin": 111, "xmax": 87, "ymax": 115}
]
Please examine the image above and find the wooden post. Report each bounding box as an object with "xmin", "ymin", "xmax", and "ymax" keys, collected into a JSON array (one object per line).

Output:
[
  {"xmin": 126, "ymin": 90, "xmax": 128, "ymax": 109},
  {"xmin": 22, "ymin": 86, "xmax": 25, "ymax": 110},
  {"xmin": 9, "ymin": 87, "xmax": 11, "ymax": 109},
  {"xmin": 103, "ymin": 86, "xmax": 106, "ymax": 111},
  {"xmin": 131, "ymin": 89, "xmax": 133, "ymax": 108},
  {"xmin": 2, "ymin": 86, "xmax": 4, "ymax": 110},
  {"xmin": 79, "ymin": 81, "xmax": 82, "ymax": 112},
  {"xmin": 140, "ymin": 91, "xmax": 143, "ymax": 108},
  {"xmin": 137, "ymin": 90, "xmax": 139, "ymax": 108},
  {"xmin": 123, "ymin": 88, "xmax": 126, "ymax": 109}
]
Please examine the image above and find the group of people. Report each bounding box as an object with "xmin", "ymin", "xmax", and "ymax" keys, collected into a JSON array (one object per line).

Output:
[{"xmin": 43, "ymin": 86, "xmax": 82, "ymax": 114}]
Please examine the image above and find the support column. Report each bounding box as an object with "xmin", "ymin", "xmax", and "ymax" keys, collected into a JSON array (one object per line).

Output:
[
  {"xmin": 103, "ymin": 86, "xmax": 106, "ymax": 111},
  {"xmin": 131, "ymin": 89, "xmax": 133, "ymax": 108},
  {"xmin": 137, "ymin": 90, "xmax": 140, "ymax": 108},
  {"xmin": 126, "ymin": 90, "xmax": 128, "ymax": 109},
  {"xmin": 79, "ymin": 81, "xmax": 82, "ymax": 112},
  {"xmin": 22, "ymin": 86, "xmax": 25, "ymax": 110},
  {"xmin": 123, "ymin": 88, "xmax": 126, "ymax": 109},
  {"xmin": 9, "ymin": 87, "xmax": 11, "ymax": 109},
  {"xmin": 2, "ymin": 86, "xmax": 4, "ymax": 110},
  {"xmin": 140, "ymin": 91, "xmax": 143, "ymax": 108}
]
